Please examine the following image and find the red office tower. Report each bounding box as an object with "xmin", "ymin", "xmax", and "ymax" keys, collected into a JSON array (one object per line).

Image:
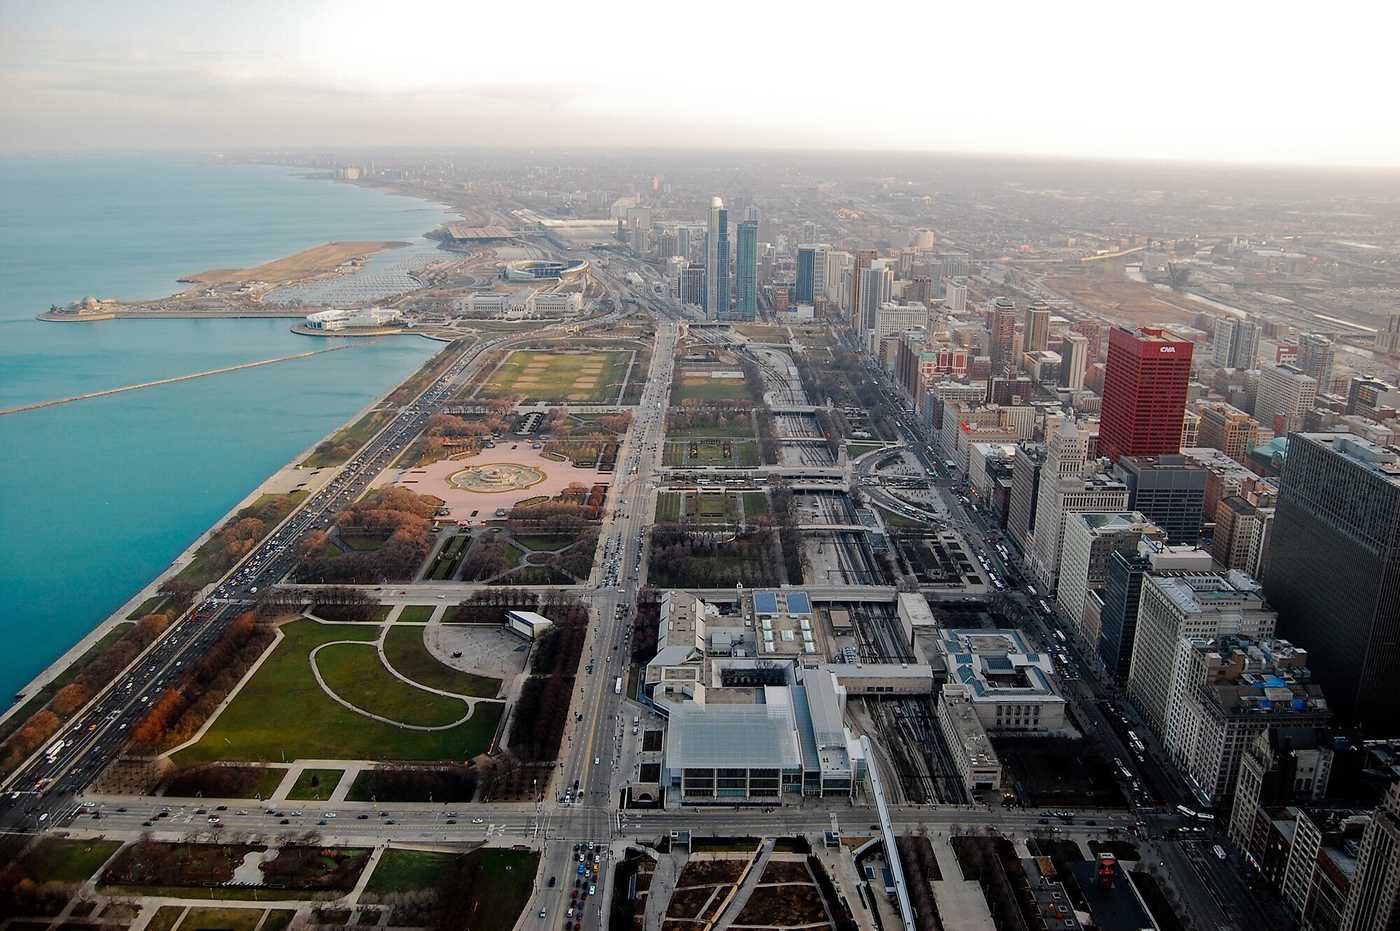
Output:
[{"xmin": 1099, "ymin": 326, "xmax": 1194, "ymax": 462}]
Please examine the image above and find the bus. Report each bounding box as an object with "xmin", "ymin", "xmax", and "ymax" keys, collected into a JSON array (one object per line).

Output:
[
  {"xmin": 1176, "ymin": 804, "xmax": 1216, "ymax": 823},
  {"xmin": 614, "ymin": 677, "xmax": 623, "ymax": 695},
  {"xmin": 1054, "ymin": 629, "xmax": 1066, "ymax": 645},
  {"xmin": 1026, "ymin": 584, "xmax": 1038, "ymax": 598},
  {"xmin": 1212, "ymin": 844, "xmax": 1227, "ymax": 861}
]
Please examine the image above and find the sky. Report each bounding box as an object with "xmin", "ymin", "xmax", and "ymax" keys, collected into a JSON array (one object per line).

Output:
[{"xmin": 3, "ymin": 0, "xmax": 1398, "ymax": 167}]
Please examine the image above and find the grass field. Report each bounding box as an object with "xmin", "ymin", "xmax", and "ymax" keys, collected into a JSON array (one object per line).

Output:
[
  {"xmin": 362, "ymin": 848, "xmax": 460, "ymax": 896},
  {"xmin": 183, "ymin": 241, "xmax": 401, "ymax": 287},
  {"xmin": 147, "ymin": 907, "xmax": 184, "ymax": 931},
  {"xmin": 382, "ymin": 626, "xmax": 501, "ymax": 697},
  {"xmin": 316, "ymin": 642, "xmax": 468, "ymax": 726},
  {"xmin": 396, "ymin": 604, "xmax": 437, "ymax": 623},
  {"xmin": 287, "ymin": 768, "xmax": 344, "ymax": 801},
  {"xmin": 173, "ymin": 620, "xmax": 502, "ymax": 765},
  {"xmin": 126, "ymin": 595, "xmax": 168, "ymax": 619},
  {"xmin": 458, "ymin": 848, "xmax": 540, "ymax": 931},
  {"xmin": 478, "ymin": 349, "xmax": 631, "ymax": 403},
  {"xmin": 662, "ymin": 438, "xmax": 761, "ymax": 467},
  {"xmin": 426, "ymin": 534, "xmax": 470, "ymax": 580},
  {"xmin": 161, "ymin": 765, "xmax": 288, "ymax": 800},
  {"xmin": 16, "ymin": 838, "xmax": 121, "ymax": 883},
  {"xmin": 672, "ymin": 372, "xmax": 751, "ymax": 404},
  {"xmin": 176, "ymin": 907, "xmax": 265, "ymax": 931}
]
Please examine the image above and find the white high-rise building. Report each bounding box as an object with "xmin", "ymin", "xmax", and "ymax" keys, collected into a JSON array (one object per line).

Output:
[
  {"xmin": 1255, "ymin": 363, "xmax": 1317, "ymax": 434},
  {"xmin": 1126, "ymin": 570, "xmax": 1276, "ymax": 738},
  {"xmin": 1029, "ymin": 419, "xmax": 1130, "ymax": 590},
  {"xmin": 1059, "ymin": 332, "xmax": 1090, "ymax": 390},
  {"xmin": 869, "ymin": 302, "xmax": 929, "ymax": 353},
  {"xmin": 944, "ymin": 281, "xmax": 968, "ymax": 316}
]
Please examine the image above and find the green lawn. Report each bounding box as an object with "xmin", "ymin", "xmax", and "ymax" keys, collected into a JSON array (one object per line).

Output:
[
  {"xmin": 177, "ymin": 908, "xmax": 265, "ymax": 931},
  {"xmin": 513, "ymin": 534, "xmax": 575, "ymax": 552},
  {"xmin": 459, "ymin": 848, "xmax": 540, "ymax": 931},
  {"xmin": 362, "ymin": 848, "xmax": 460, "ymax": 896},
  {"xmin": 287, "ymin": 768, "xmax": 345, "ymax": 801},
  {"xmin": 126, "ymin": 595, "xmax": 168, "ymax": 619},
  {"xmin": 173, "ymin": 620, "xmax": 503, "ymax": 765},
  {"xmin": 147, "ymin": 907, "xmax": 184, "ymax": 931},
  {"xmin": 673, "ymin": 373, "xmax": 751, "ymax": 403},
  {"xmin": 263, "ymin": 910, "xmax": 295, "ymax": 931},
  {"xmin": 655, "ymin": 492, "xmax": 684, "ymax": 522},
  {"xmin": 662, "ymin": 438, "xmax": 760, "ymax": 467},
  {"xmin": 741, "ymin": 491, "xmax": 770, "ymax": 517},
  {"xmin": 382, "ymin": 626, "xmax": 501, "ymax": 698},
  {"xmin": 316, "ymin": 642, "xmax": 469, "ymax": 726},
  {"xmin": 17, "ymin": 838, "xmax": 121, "ymax": 882},
  {"xmin": 427, "ymin": 535, "xmax": 471, "ymax": 580},
  {"xmin": 479, "ymin": 349, "xmax": 631, "ymax": 403},
  {"xmin": 396, "ymin": 605, "xmax": 436, "ymax": 624}
]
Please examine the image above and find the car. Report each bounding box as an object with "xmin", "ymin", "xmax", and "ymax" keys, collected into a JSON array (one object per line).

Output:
[
  {"xmin": 357, "ymin": 813, "xmax": 369, "ymax": 819},
  {"xmin": 548, "ymin": 876, "xmax": 557, "ymax": 888},
  {"xmin": 472, "ymin": 817, "xmax": 484, "ymax": 824},
  {"xmin": 279, "ymin": 818, "xmax": 290, "ymax": 824}
]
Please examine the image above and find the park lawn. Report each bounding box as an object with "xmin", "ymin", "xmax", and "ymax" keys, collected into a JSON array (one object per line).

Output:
[
  {"xmin": 315, "ymin": 642, "xmax": 469, "ymax": 726},
  {"xmin": 741, "ymin": 492, "xmax": 770, "ymax": 518},
  {"xmin": 673, "ymin": 374, "xmax": 751, "ymax": 404},
  {"xmin": 362, "ymin": 848, "xmax": 460, "ymax": 896},
  {"xmin": 513, "ymin": 534, "xmax": 574, "ymax": 552},
  {"xmin": 287, "ymin": 768, "xmax": 345, "ymax": 801},
  {"xmin": 396, "ymin": 605, "xmax": 436, "ymax": 624},
  {"xmin": 655, "ymin": 492, "xmax": 684, "ymax": 522},
  {"xmin": 382, "ymin": 626, "xmax": 502, "ymax": 698},
  {"xmin": 126, "ymin": 595, "xmax": 168, "ymax": 619},
  {"xmin": 17, "ymin": 838, "xmax": 121, "ymax": 883},
  {"xmin": 173, "ymin": 620, "xmax": 502, "ymax": 765},
  {"xmin": 427, "ymin": 535, "xmax": 471, "ymax": 580},
  {"xmin": 479, "ymin": 349, "xmax": 631, "ymax": 403},
  {"xmin": 174, "ymin": 492, "xmax": 307, "ymax": 586},
  {"xmin": 662, "ymin": 438, "xmax": 761, "ymax": 467},
  {"xmin": 734, "ymin": 324, "xmax": 788, "ymax": 342},
  {"xmin": 146, "ymin": 908, "xmax": 184, "ymax": 931},
  {"xmin": 846, "ymin": 440, "xmax": 889, "ymax": 457},
  {"xmin": 302, "ymin": 408, "xmax": 394, "ymax": 468},
  {"xmin": 176, "ymin": 908, "xmax": 265, "ymax": 931},
  {"xmin": 262, "ymin": 911, "xmax": 295, "ymax": 931},
  {"xmin": 161, "ymin": 765, "xmax": 288, "ymax": 800},
  {"xmin": 458, "ymin": 848, "xmax": 540, "ymax": 931},
  {"xmin": 664, "ymin": 413, "xmax": 756, "ymax": 439}
]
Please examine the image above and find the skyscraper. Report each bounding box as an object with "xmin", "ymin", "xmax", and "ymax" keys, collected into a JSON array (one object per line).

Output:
[
  {"xmin": 1023, "ymin": 301, "xmax": 1051, "ymax": 353},
  {"xmin": 1212, "ymin": 317, "xmax": 1262, "ymax": 369},
  {"xmin": 795, "ymin": 243, "xmax": 828, "ymax": 304},
  {"xmin": 1255, "ymin": 363, "xmax": 1317, "ymax": 435},
  {"xmin": 1099, "ymin": 327, "xmax": 1194, "ymax": 462},
  {"xmin": 704, "ymin": 196, "xmax": 729, "ymax": 320},
  {"xmin": 1113, "ymin": 454, "xmax": 1208, "ymax": 545},
  {"xmin": 1058, "ymin": 333, "xmax": 1089, "ymax": 390},
  {"xmin": 989, "ymin": 298, "xmax": 1017, "ymax": 374},
  {"xmin": 1296, "ymin": 333, "xmax": 1336, "ymax": 395},
  {"xmin": 733, "ymin": 220, "xmax": 758, "ymax": 321},
  {"xmin": 1029, "ymin": 419, "xmax": 1130, "ymax": 589},
  {"xmin": 849, "ymin": 249, "xmax": 876, "ymax": 323},
  {"xmin": 1265, "ymin": 434, "xmax": 1400, "ymax": 733},
  {"xmin": 857, "ymin": 261, "xmax": 893, "ymax": 334}
]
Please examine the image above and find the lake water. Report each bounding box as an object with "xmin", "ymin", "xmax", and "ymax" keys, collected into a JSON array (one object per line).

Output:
[{"xmin": 0, "ymin": 155, "xmax": 453, "ymax": 701}]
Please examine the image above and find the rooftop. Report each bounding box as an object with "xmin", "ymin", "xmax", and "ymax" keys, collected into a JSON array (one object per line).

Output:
[{"xmin": 1295, "ymin": 433, "xmax": 1400, "ymax": 485}]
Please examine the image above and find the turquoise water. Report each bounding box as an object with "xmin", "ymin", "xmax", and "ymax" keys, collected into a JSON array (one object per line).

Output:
[{"xmin": 0, "ymin": 156, "xmax": 450, "ymax": 701}]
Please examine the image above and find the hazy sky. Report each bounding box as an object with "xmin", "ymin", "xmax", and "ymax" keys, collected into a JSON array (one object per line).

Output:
[{"xmin": 3, "ymin": 0, "xmax": 1397, "ymax": 166}]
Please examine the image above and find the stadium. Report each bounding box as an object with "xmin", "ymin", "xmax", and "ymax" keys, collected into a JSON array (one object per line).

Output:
[{"xmin": 502, "ymin": 257, "xmax": 590, "ymax": 282}]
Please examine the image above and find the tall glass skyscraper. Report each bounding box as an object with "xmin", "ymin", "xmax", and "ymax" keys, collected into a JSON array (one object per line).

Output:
[
  {"xmin": 1266, "ymin": 433, "xmax": 1400, "ymax": 734},
  {"xmin": 705, "ymin": 197, "xmax": 729, "ymax": 320},
  {"xmin": 733, "ymin": 220, "xmax": 758, "ymax": 320}
]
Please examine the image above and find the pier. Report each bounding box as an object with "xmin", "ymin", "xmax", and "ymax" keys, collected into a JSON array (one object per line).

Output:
[{"xmin": 0, "ymin": 344, "xmax": 353, "ymax": 417}]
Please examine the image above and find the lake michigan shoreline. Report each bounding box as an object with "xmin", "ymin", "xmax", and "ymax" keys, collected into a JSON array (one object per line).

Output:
[{"xmin": 0, "ymin": 168, "xmax": 468, "ymax": 730}]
